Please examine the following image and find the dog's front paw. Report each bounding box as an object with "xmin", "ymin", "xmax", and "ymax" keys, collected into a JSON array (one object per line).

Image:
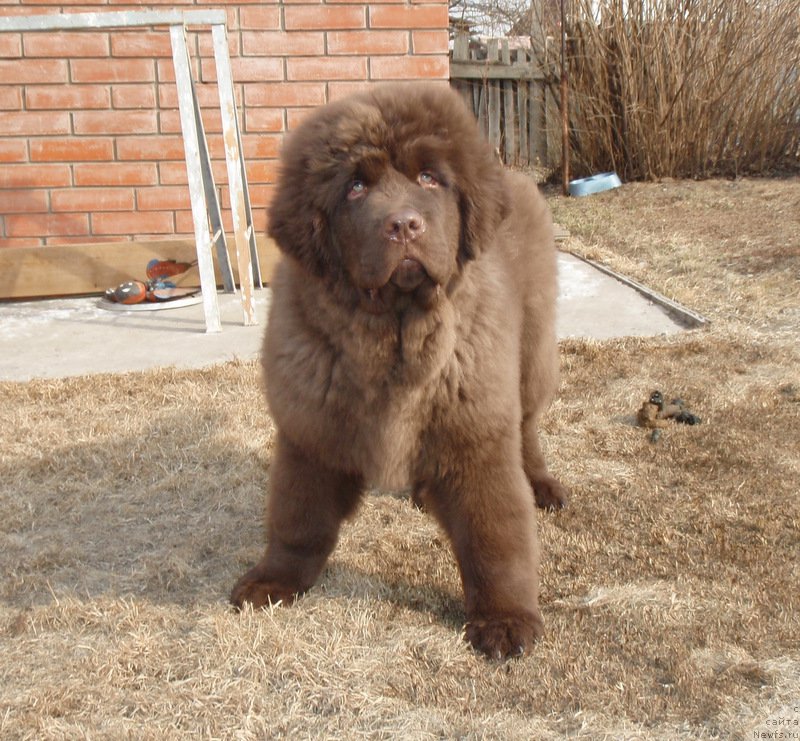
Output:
[
  {"xmin": 531, "ymin": 473, "xmax": 569, "ymax": 510},
  {"xmin": 230, "ymin": 566, "xmax": 300, "ymax": 610},
  {"xmin": 465, "ymin": 611, "xmax": 544, "ymax": 660}
]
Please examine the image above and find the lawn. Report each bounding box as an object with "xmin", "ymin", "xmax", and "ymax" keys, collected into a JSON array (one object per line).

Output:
[{"xmin": 1, "ymin": 176, "xmax": 798, "ymax": 739}]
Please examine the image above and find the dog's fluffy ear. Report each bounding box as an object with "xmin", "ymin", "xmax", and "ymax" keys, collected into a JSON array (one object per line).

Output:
[
  {"xmin": 441, "ymin": 92, "xmax": 509, "ymax": 264},
  {"xmin": 268, "ymin": 185, "xmax": 336, "ymax": 279},
  {"xmin": 457, "ymin": 149, "xmax": 509, "ymax": 263},
  {"xmin": 267, "ymin": 120, "xmax": 342, "ymax": 280}
]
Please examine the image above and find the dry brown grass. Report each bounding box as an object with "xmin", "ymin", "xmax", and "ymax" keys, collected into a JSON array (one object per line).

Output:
[{"xmin": 2, "ymin": 178, "xmax": 799, "ymax": 739}]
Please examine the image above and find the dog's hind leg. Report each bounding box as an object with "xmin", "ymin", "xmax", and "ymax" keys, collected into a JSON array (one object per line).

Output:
[{"xmin": 519, "ymin": 322, "xmax": 568, "ymax": 510}]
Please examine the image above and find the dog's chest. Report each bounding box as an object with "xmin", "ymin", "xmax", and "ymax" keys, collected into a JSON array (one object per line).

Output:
[
  {"xmin": 352, "ymin": 386, "xmax": 428, "ymax": 489},
  {"xmin": 271, "ymin": 295, "xmax": 457, "ymax": 488}
]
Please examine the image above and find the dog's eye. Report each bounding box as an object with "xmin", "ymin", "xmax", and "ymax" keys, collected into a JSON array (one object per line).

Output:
[
  {"xmin": 347, "ymin": 179, "xmax": 367, "ymax": 200},
  {"xmin": 418, "ymin": 171, "xmax": 439, "ymax": 188}
]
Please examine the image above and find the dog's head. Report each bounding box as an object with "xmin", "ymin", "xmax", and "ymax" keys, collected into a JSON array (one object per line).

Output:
[{"xmin": 267, "ymin": 83, "xmax": 508, "ymax": 314}]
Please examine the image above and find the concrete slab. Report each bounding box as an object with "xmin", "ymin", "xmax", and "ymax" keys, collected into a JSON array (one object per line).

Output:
[{"xmin": 0, "ymin": 253, "xmax": 688, "ymax": 382}]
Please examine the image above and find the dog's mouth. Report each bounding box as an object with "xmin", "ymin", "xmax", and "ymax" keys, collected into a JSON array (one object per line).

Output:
[
  {"xmin": 390, "ymin": 258, "xmax": 427, "ymax": 292},
  {"xmin": 359, "ymin": 259, "xmax": 440, "ymax": 315}
]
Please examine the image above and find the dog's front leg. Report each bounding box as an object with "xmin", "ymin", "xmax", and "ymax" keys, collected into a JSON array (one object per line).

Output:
[
  {"xmin": 425, "ymin": 453, "xmax": 544, "ymax": 660},
  {"xmin": 231, "ymin": 432, "xmax": 363, "ymax": 609}
]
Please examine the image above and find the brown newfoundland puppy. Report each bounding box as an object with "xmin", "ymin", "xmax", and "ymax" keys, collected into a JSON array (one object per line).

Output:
[{"xmin": 231, "ymin": 83, "xmax": 567, "ymax": 659}]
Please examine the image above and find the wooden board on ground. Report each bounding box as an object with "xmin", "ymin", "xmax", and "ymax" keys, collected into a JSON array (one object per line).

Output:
[{"xmin": 0, "ymin": 236, "xmax": 280, "ymax": 300}]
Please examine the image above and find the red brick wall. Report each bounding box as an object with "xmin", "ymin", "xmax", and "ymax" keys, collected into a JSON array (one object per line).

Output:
[{"xmin": 0, "ymin": 1, "xmax": 449, "ymax": 248}]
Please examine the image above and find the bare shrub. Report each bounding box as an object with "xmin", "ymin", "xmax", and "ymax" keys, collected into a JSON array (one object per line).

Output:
[{"xmin": 565, "ymin": 0, "xmax": 800, "ymax": 179}]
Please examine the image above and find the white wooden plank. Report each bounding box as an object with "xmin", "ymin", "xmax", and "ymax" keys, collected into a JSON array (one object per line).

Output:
[
  {"xmin": 0, "ymin": 9, "xmax": 226, "ymax": 32},
  {"xmin": 170, "ymin": 24, "xmax": 221, "ymax": 334},
  {"xmin": 212, "ymin": 23, "xmax": 257, "ymax": 326}
]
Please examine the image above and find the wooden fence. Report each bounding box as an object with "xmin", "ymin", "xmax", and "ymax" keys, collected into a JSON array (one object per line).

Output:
[{"xmin": 450, "ymin": 33, "xmax": 553, "ymax": 167}]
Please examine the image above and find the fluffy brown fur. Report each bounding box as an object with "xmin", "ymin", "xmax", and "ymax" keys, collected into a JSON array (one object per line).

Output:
[{"xmin": 230, "ymin": 83, "xmax": 568, "ymax": 659}]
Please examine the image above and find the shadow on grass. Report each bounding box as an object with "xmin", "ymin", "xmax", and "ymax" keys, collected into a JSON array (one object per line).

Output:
[{"xmin": 1, "ymin": 404, "xmax": 465, "ymax": 632}]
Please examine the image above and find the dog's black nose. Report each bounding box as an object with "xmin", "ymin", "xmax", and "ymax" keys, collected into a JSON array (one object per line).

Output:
[{"xmin": 385, "ymin": 208, "xmax": 425, "ymax": 243}]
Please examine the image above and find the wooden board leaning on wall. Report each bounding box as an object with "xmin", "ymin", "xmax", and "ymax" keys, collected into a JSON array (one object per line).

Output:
[
  {"xmin": 0, "ymin": 237, "xmax": 280, "ymax": 300},
  {"xmin": 0, "ymin": 225, "xmax": 568, "ymax": 301}
]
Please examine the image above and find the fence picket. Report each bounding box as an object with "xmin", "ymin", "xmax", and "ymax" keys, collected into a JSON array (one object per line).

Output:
[
  {"xmin": 450, "ymin": 32, "xmax": 552, "ymax": 167},
  {"xmin": 501, "ymin": 41, "xmax": 516, "ymax": 163}
]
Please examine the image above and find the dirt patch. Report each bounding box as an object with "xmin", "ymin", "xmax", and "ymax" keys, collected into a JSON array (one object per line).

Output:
[{"xmin": 1, "ymin": 178, "xmax": 798, "ymax": 739}]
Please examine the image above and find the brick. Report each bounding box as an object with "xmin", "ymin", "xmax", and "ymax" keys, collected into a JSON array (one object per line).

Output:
[
  {"xmin": 159, "ymin": 108, "xmax": 223, "ymax": 135},
  {"xmin": 105, "ymin": 0, "xmax": 194, "ymax": 5},
  {"xmin": 6, "ymin": 213, "xmax": 90, "ymax": 238},
  {"xmin": 175, "ymin": 208, "xmax": 211, "ymax": 234},
  {"xmin": 246, "ymin": 159, "xmax": 280, "ymax": 184},
  {"xmin": 369, "ymin": 5, "xmax": 449, "ymax": 29},
  {"xmin": 327, "ymin": 30, "xmax": 408, "ymax": 55},
  {"xmin": 249, "ymin": 207, "xmax": 268, "ymax": 233},
  {"xmin": 285, "ymin": 5, "xmax": 366, "ymax": 30},
  {"xmin": 111, "ymin": 84, "xmax": 157, "ymax": 109},
  {"xmin": 25, "ymin": 85, "xmax": 110, "ymax": 110},
  {"xmin": 0, "ymin": 139, "xmax": 27, "ymax": 163},
  {"xmin": 51, "ymin": 188, "xmax": 135, "ymax": 212},
  {"xmin": 199, "ymin": 56, "xmax": 284, "ymax": 83},
  {"xmin": 0, "ymin": 59, "xmax": 68, "ymax": 84},
  {"xmin": 287, "ymin": 56, "xmax": 368, "ymax": 82},
  {"xmin": 205, "ymin": 136, "xmax": 226, "ymax": 160},
  {"xmin": 136, "ymin": 185, "xmax": 191, "ymax": 211},
  {"xmin": 71, "ymin": 58, "xmax": 155, "ymax": 84},
  {"xmin": 156, "ymin": 57, "xmax": 206, "ymax": 84},
  {"xmin": 0, "ymin": 238, "xmax": 43, "ymax": 248},
  {"xmin": 0, "ymin": 33, "xmax": 21, "ymax": 58},
  {"xmin": 197, "ymin": 28, "xmax": 239, "ymax": 58},
  {"xmin": 244, "ymin": 108, "xmax": 284, "ymax": 134},
  {"xmin": 370, "ymin": 54, "xmax": 449, "ymax": 80},
  {"xmin": 117, "ymin": 135, "xmax": 186, "ymax": 161},
  {"xmin": 242, "ymin": 31, "xmax": 324, "ymax": 57},
  {"xmin": 92, "ymin": 211, "xmax": 175, "ymax": 236},
  {"xmin": 158, "ymin": 83, "xmax": 224, "ymax": 109},
  {"xmin": 179, "ymin": 203, "xmax": 267, "ymax": 234},
  {"xmin": 0, "ymin": 190, "xmax": 49, "ymax": 214},
  {"xmin": 175, "ymin": 207, "xmax": 244, "ymax": 236},
  {"xmin": 0, "ymin": 87, "xmax": 22, "ymax": 110},
  {"xmin": 158, "ymin": 162, "xmax": 189, "ymax": 186},
  {"xmin": 244, "ymin": 82, "xmax": 325, "ymax": 108},
  {"xmin": 0, "ymin": 5, "xmax": 45, "ymax": 13},
  {"xmin": 242, "ymin": 134, "xmax": 282, "ymax": 159},
  {"xmin": 74, "ymin": 163, "xmax": 158, "ymax": 186},
  {"xmin": 286, "ymin": 107, "xmax": 318, "ymax": 130},
  {"xmin": 20, "ymin": 0, "xmax": 107, "ymax": 5},
  {"xmin": 159, "ymin": 159, "xmax": 228, "ymax": 186},
  {"xmin": 73, "ymin": 110, "xmax": 158, "ymax": 135},
  {"xmin": 23, "ymin": 32, "xmax": 109, "ymax": 57},
  {"xmin": 130, "ymin": 233, "xmax": 179, "ymax": 242},
  {"xmin": 0, "ymin": 111, "xmax": 70, "ymax": 136},
  {"xmin": 327, "ymin": 80, "xmax": 377, "ymax": 100},
  {"xmin": 176, "ymin": 0, "xmax": 259, "ymax": 5},
  {"xmin": 240, "ymin": 7, "xmax": 281, "ymax": 29},
  {"xmin": 46, "ymin": 236, "xmax": 117, "ymax": 246},
  {"xmin": 30, "ymin": 138, "xmax": 114, "ymax": 162},
  {"xmin": 0, "ymin": 164, "xmax": 71, "ymax": 188},
  {"xmin": 110, "ymin": 31, "xmax": 172, "ymax": 58},
  {"xmin": 225, "ymin": 183, "xmax": 273, "ymax": 210},
  {"xmin": 412, "ymin": 29, "xmax": 449, "ymax": 54}
]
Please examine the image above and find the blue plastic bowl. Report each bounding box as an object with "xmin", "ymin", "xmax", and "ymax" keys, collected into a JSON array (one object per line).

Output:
[{"xmin": 568, "ymin": 172, "xmax": 622, "ymax": 197}]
